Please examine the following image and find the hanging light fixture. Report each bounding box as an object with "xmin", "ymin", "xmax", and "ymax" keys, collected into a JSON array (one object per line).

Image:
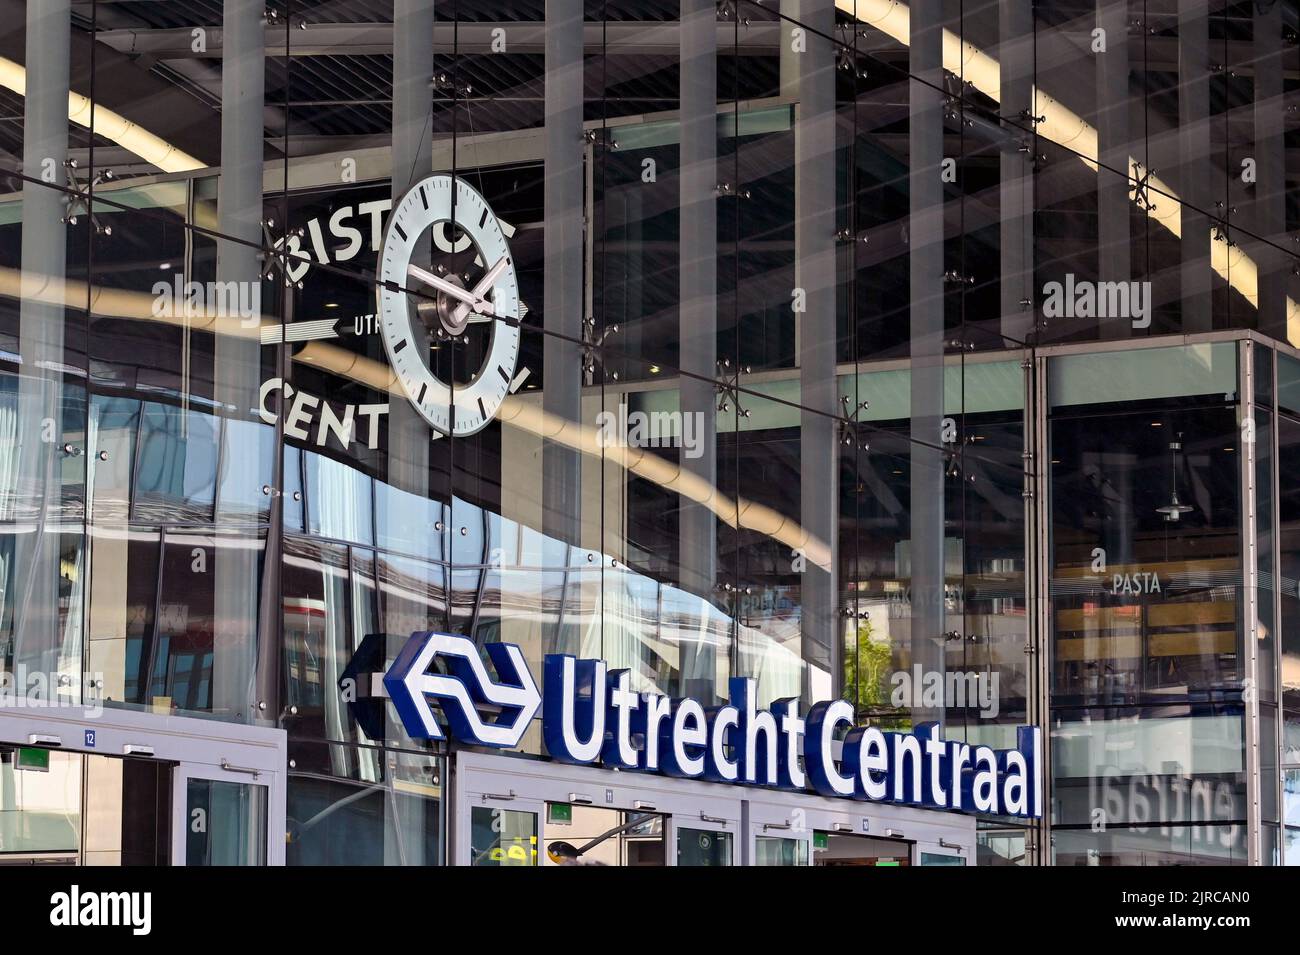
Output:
[{"xmin": 1156, "ymin": 432, "xmax": 1194, "ymax": 521}]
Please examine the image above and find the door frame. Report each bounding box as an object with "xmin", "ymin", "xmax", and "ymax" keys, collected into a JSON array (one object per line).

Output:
[{"xmin": 0, "ymin": 702, "xmax": 286, "ymax": 865}]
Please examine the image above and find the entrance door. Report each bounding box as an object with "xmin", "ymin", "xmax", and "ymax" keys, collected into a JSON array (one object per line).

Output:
[
  {"xmin": 745, "ymin": 790, "xmax": 977, "ymax": 866},
  {"xmin": 174, "ymin": 763, "xmax": 271, "ymax": 866},
  {"xmin": 462, "ymin": 792, "xmax": 545, "ymax": 867},
  {"xmin": 0, "ymin": 702, "xmax": 286, "ymax": 866},
  {"xmin": 455, "ymin": 752, "xmax": 741, "ymax": 866},
  {"xmin": 915, "ymin": 839, "xmax": 968, "ymax": 866},
  {"xmin": 746, "ymin": 800, "xmax": 813, "ymax": 866}
]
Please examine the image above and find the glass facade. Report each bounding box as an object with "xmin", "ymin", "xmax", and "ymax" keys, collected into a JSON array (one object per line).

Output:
[{"xmin": 0, "ymin": 0, "xmax": 1297, "ymax": 865}]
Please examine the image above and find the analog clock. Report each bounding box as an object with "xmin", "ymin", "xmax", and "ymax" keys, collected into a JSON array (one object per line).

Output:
[{"xmin": 377, "ymin": 174, "xmax": 520, "ymax": 437}]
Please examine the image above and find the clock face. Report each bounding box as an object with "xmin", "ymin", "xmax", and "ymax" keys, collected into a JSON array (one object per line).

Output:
[{"xmin": 377, "ymin": 174, "xmax": 520, "ymax": 437}]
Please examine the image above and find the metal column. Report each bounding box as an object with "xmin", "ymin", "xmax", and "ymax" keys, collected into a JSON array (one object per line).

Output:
[
  {"xmin": 1096, "ymin": 0, "xmax": 1130, "ymax": 339},
  {"xmin": 1241, "ymin": 341, "xmax": 1262, "ymax": 865},
  {"xmin": 1251, "ymin": 2, "xmax": 1286, "ymax": 341},
  {"xmin": 386, "ymin": 0, "xmax": 437, "ymax": 866},
  {"xmin": 542, "ymin": 0, "xmax": 585, "ymax": 551},
  {"xmin": 12, "ymin": 0, "xmax": 72, "ymax": 682},
  {"xmin": 795, "ymin": 0, "xmax": 838, "ymax": 704},
  {"xmin": 780, "ymin": 0, "xmax": 801, "ymax": 100},
  {"xmin": 679, "ymin": 0, "xmax": 719, "ymax": 697},
  {"xmin": 387, "ymin": 0, "xmax": 435, "ymax": 503},
  {"xmin": 999, "ymin": 0, "xmax": 1035, "ymax": 346},
  {"xmin": 1177, "ymin": 0, "xmax": 1212, "ymax": 333},
  {"xmin": 212, "ymin": 0, "xmax": 265, "ymax": 722},
  {"xmin": 908, "ymin": 0, "xmax": 946, "ymax": 720}
]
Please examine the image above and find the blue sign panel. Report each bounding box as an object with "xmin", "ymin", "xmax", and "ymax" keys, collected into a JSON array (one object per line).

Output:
[{"xmin": 383, "ymin": 632, "xmax": 1042, "ymax": 819}]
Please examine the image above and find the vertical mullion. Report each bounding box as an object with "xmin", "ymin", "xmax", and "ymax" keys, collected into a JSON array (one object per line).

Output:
[{"xmin": 1242, "ymin": 341, "xmax": 1262, "ymax": 865}]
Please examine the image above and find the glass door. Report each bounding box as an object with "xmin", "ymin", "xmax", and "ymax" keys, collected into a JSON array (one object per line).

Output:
[
  {"xmin": 752, "ymin": 828, "xmax": 811, "ymax": 866},
  {"xmin": 746, "ymin": 802, "xmax": 812, "ymax": 866},
  {"xmin": 463, "ymin": 796, "xmax": 544, "ymax": 867},
  {"xmin": 674, "ymin": 815, "xmax": 737, "ymax": 867},
  {"xmin": 174, "ymin": 765, "xmax": 270, "ymax": 866},
  {"xmin": 916, "ymin": 842, "xmax": 966, "ymax": 866}
]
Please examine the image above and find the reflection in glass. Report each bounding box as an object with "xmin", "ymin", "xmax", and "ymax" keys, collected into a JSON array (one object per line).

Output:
[
  {"xmin": 286, "ymin": 742, "xmax": 442, "ymax": 866},
  {"xmin": 470, "ymin": 806, "xmax": 536, "ymax": 867},
  {"xmin": 185, "ymin": 777, "xmax": 267, "ymax": 866},
  {"xmin": 0, "ymin": 747, "xmax": 81, "ymax": 856},
  {"xmin": 676, "ymin": 827, "xmax": 732, "ymax": 867},
  {"xmin": 753, "ymin": 835, "xmax": 808, "ymax": 866}
]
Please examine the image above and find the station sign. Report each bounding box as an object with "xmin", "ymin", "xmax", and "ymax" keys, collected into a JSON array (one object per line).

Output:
[{"xmin": 384, "ymin": 632, "xmax": 1041, "ymax": 819}]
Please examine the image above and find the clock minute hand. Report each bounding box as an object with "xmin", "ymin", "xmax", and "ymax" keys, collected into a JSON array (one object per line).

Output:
[
  {"xmin": 407, "ymin": 263, "xmax": 480, "ymax": 308},
  {"xmin": 451, "ymin": 255, "xmax": 510, "ymax": 324}
]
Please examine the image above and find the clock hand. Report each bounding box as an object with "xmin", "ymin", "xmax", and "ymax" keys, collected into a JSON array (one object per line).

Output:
[
  {"xmin": 451, "ymin": 255, "xmax": 510, "ymax": 324},
  {"xmin": 464, "ymin": 299, "xmax": 529, "ymax": 324},
  {"xmin": 406, "ymin": 264, "xmax": 480, "ymax": 308}
]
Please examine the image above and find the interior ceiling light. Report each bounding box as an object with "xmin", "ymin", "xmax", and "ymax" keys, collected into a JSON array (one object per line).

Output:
[
  {"xmin": 0, "ymin": 56, "xmax": 204, "ymax": 174},
  {"xmin": 1156, "ymin": 432, "xmax": 1194, "ymax": 521},
  {"xmin": 838, "ymin": 0, "xmax": 1299, "ymax": 343}
]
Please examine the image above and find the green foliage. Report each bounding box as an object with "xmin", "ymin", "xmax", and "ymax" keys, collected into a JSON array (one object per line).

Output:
[{"xmin": 842, "ymin": 621, "xmax": 910, "ymax": 730}]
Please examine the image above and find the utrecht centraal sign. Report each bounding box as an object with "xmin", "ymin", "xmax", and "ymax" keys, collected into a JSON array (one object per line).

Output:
[{"xmin": 384, "ymin": 632, "xmax": 1042, "ymax": 819}]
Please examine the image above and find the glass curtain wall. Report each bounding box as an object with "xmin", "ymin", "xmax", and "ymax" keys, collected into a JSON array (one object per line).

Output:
[{"xmin": 0, "ymin": 0, "xmax": 1297, "ymax": 866}]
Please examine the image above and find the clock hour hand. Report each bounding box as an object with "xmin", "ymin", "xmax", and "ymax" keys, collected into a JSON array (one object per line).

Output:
[
  {"xmin": 451, "ymin": 255, "xmax": 510, "ymax": 324},
  {"xmin": 406, "ymin": 264, "xmax": 482, "ymax": 310}
]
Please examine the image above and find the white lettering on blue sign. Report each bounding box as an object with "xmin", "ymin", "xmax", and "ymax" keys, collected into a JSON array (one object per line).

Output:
[{"xmin": 383, "ymin": 633, "xmax": 1042, "ymax": 819}]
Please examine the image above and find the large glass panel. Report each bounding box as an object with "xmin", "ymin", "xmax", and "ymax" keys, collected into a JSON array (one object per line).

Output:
[
  {"xmin": 1049, "ymin": 344, "xmax": 1247, "ymax": 863},
  {"xmin": 0, "ymin": 0, "xmax": 88, "ymax": 707},
  {"xmin": 79, "ymin": 175, "xmax": 277, "ymax": 726},
  {"xmin": 839, "ymin": 360, "xmax": 1027, "ymax": 744},
  {"xmin": 1279, "ymin": 413, "xmax": 1300, "ymax": 755},
  {"xmin": 286, "ymin": 741, "xmax": 442, "ymax": 866},
  {"xmin": 1225, "ymin": 1, "xmax": 1290, "ymax": 343},
  {"xmin": 86, "ymin": 525, "xmax": 159, "ymax": 708},
  {"xmin": 153, "ymin": 531, "xmax": 264, "ymax": 719},
  {"xmin": 281, "ymin": 537, "xmax": 353, "ymax": 743}
]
